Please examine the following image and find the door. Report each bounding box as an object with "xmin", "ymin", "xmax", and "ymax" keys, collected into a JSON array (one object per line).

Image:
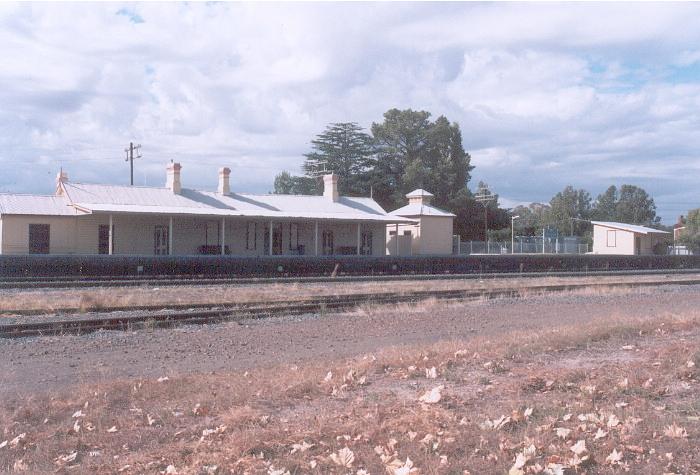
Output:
[
  {"xmin": 98, "ymin": 225, "xmax": 114, "ymax": 254},
  {"xmin": 154, "ymin": 225, "xmax": 169, "ymax": 255},
  {"xmin": 264, "ymin": 224, "xmax": 283, "ymax": 255},
  {"xmin": 322, "ymin": 230, "xmax": 334, "ymax": 255},
  {"xmin": 28, "ymin": 224, "xmax": 50, "ymax": 254},
  {"xmin": 635, "ymin": 236, "xmax": 641, "ymax": 255}
]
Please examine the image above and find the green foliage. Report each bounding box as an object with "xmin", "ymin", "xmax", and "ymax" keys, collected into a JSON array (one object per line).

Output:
[
  {"xmin": 273, "ymin": 171, "xmax": 319, "ymax": 195},
  {"xmin": 679, "ymin": 208, "xmax": 700, "ymax": 252},
  {"xmin": 302, "ymin": 122, "xmax": 376, "ymax": 196},
  {"xmin": 371, "ymin": 109, "xmax": 473, "ymax": 211},
  {"xmin": 592, "ymin": 184, "xmax": 660, "ymax": 225},
  {"xmin": 511, "ymin": 203, "xmax": 551, "ymax": 236},
  {"xmin": 545, "ymin": 185, "xmax": 592, "ymax": 236}
]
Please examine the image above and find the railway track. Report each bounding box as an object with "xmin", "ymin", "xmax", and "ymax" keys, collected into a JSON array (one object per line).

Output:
[
  {"xmin": 2, "ymin": 276, "xmax": 700, "ymax": 339},
  {"xmin": 1, "ymin": 268, "xmax": 700, "ymax": 289}
]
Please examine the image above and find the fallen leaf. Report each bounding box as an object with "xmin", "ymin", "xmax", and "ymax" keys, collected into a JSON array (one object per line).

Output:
[
  {"xmin": 72, "ymin": 410, "xmax": 85, "ymax": 418},
  {"xmin": 664, "ymin": 423, "xmax": 688, "ymax": 439},
  {"xmin": 9, "ymin": 433, "xmax": 26, "ymax": 448},
  {"xmin": 55, "ymin": 451, "xmax": 78, "ymax": 465},
  {"xmin": 605, "ymin": 449, "xmax": 623, "ymax": 465},
  {"xmin": 570, "ymin": 440, "xmax": 587, "ymax": 456},
  {"xmin": 425, "ymin": 367, "xmax": 437, "ymax": 379},
  {"xmin": 594, "ymin": 428, "xmax": 608, "ymax": 440},
  {"xmin": 418, "ymin": 385, "xmax": 443, "ymax": 404},
  {"xmin": 290, "ymin": 441, "xmax": 314, "ymax": 454},
  {"xmin": 330, "ymin": 447, "xmax": 355, "ymax": 468},
  {"xmin": 107, "ymin": 426, "xmax": 118, "ymax": 433},
  {"xmin": 157, "ymin": 376, "xmax": 170, "ymax": 383},
  {"xmin": 555, "ymin": 427, "xmax": 571, "ymax": 439}
]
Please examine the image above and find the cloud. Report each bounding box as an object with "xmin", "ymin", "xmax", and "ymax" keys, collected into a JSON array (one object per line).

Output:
[{"xmin": 0, "ymin": 3, "xmax": 699, "ymax": 222}]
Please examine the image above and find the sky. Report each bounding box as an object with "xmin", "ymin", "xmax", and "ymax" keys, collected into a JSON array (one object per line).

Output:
[{"xmin": 1, "ymin": 2, "xmax": 700, "ymax": 224}]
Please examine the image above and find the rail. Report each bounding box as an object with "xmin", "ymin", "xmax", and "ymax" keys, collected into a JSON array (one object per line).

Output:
[{"xmin": 2, "ymin": 276, "xmax": 699, "ymax": 338}]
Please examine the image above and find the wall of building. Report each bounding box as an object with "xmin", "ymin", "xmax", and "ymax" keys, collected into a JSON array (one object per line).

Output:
[
  {"xmin": 415, "ymin": 216, "xmax": 454, "ymax": 255},
  {"xmin": 0, "ymin": 214, "xmax": 388, "ymax": 256},
  {"xmin": 385, "ymin": 216, "xmax": 453, "ymax": 256},
  {"xmin": 592, "ymin": 225, "xmax": 665, "ymax": 255}
]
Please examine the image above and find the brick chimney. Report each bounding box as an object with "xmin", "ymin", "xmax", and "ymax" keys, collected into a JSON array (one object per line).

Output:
[
  {"xmin": 166, "ymin": 162, "xmax": 182, "ymax": 194},
  {"xmin": 323, "ymin": 173, "xmax": 339, "ymax": 202},
  {"xmin": 218, "ymin": 167, "xmax": 231, "ymax": 195}
]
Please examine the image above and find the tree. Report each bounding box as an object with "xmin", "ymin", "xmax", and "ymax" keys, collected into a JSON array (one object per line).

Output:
[
  {"xmin": 592, "ymin": 184, "xmax": 660, "ymax": 225},
  {"xmin": 511, "ymin": 203, "xmax": 551, "ymax": 236},
  {"xmin": 273, "ymin": 171, "xmax": 319, "ymax": 195},
  {"xmin": 545, "ymin": 186, "xmax": 592, "ymax": 236},
  {"xmin": 592, "ymin": 185, "xmax": 618, "ymax": 221},
  {"xmin": 615, "ymin": 185, "xmax": 660, "ymax": 225},
  {"xmin": 370, "ymin": 109, "xmax": 473, "ymax": 211},
  {"xmin": 679, "ymin": 208, "xmax": 700, "ymax": 252},
  {"xmin": 302, "ymin": 122, "xmax": 376, "ymax": 196}
]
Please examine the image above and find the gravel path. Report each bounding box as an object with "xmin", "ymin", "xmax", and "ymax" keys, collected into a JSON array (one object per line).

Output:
[{"xmin": 2, "ymin": 284, "xmax": 699, "ymax": 397}]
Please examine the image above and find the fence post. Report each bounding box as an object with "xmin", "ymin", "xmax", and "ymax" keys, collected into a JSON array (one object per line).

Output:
[{"xmin": 470, "ymin": 241, "xmax": 473, "ymax": 254}]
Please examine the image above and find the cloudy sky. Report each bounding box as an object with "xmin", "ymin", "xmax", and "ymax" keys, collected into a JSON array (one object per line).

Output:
[{"xmin": 1, "ymin": 2, "xmax": 700, "ymax": 223}]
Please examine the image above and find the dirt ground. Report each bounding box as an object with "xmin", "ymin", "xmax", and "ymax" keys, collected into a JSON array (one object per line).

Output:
[
  {"xmin": 1, "ymin": 285, "xmax": 698, "ymax": 397},
  {"xmin": 1, "ymin": 284, "xmax": 700, "ymax": 474}
]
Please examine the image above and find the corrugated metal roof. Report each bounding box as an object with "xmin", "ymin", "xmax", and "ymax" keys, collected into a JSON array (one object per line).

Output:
[
  {"xmin": 62, "ymin": 183, "xmax": 413, "ymax": 223},
  {"xmin": 390, "ymin": 202, "xmax": 455, "ymax": 217},
  {"xmin": 0, "ymin": 194, "xmax": 79, "ymax": 216},
  {"xmin": 591, "ymin": 221, "xmax": 669, "ymax": 235}
]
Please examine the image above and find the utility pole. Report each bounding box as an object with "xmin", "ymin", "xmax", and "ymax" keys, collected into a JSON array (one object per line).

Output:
[
  {"xmin": 124, "ymin": 142, "xmax": 142, "ymax": 186},
  {"xmin": 475, "ymin": 183, "xmax": 495, "ymax": 246}
]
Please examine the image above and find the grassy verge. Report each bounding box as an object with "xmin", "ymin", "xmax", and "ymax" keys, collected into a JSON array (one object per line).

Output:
[
  {"xmin": 1, "ymin": 274, "xmax": 697, "ymax": 313},
  {"xmin": 1, "ymin": 311, "xmax": 699, "ymax": 474}
]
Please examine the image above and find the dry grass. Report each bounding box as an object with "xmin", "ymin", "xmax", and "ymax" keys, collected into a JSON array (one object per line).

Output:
[
  {"xmin": 1, "ymin": 273, "xmax": 698, "ymax": 313},
  {"xmin": 2, "ymin": 309, "xmax": 700, "ymax": 474}
]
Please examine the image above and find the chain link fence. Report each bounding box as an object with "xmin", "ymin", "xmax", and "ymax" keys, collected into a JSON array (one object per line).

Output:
[{"xmin": 453, "ymin": 236, "xmax": 589, "ymax": 255}]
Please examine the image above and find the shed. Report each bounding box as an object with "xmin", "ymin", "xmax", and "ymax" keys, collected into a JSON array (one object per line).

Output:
[
  {"xmin": 387, "ymin": 189, "xmax": 455, "ymax": 255},
  {"xmin": 591, "ymin": 221, "xmax": 669, "ymax": 255}
]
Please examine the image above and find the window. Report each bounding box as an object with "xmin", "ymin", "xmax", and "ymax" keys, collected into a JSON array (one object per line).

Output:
[
  {"xmin": 98, "ymin": 225, "xmax": 115, "ymax": 254},
  {"xmin": 361, "ymin": 231, "xmax": 373, "ymax": 255},
  {"xmin": 205, "ymin": 221, "xmax": 220, "ymax": 246},
  {"xmin": 322, "ymin": 230, "xmax": 334, "ymax": 255},
  {"xmin": 606, "ymin": 229, "xmax": 616, "ymax": 247},
  {"xmin": 28, "ymin": 224, "xmax": 50, "ymax": 254},
  {"xmin": 288, "ymin": 223, "xmax": 299, "ymax": 250},
  {"xmin": 246, "ymin": 222, "xmax": 257, "ymax": 250},
  {"xmin": 154, "ymin": 225, "xmax": 169, "ymax": 255},
  {"xmin": 403, "ymin": 230, "xmax": 412, "ymax": 236}
]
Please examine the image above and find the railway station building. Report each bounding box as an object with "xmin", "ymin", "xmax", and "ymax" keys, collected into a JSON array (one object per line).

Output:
[
  {"xmin": 0, "ymin": 164, "xmax": 416, "ymax": 257},
  {"xmin": 591, "ymin": 221, "xmax": 669, "ymax": 255},
  {"xmin": 386, "ymin": 189, "xmax": 455, "ymax": 255}
]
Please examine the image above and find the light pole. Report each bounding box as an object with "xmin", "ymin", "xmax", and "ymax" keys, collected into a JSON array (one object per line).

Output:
[{"xmin": 511, "ymin": 215, "xmax": 520, "ymax": 254}]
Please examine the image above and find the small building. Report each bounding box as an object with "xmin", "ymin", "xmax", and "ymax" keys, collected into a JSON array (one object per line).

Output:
[
  {"xmin": 386, "ymin": 189, "xmax": 455, "ymax": 255},
  {"xmin": 0, "ymin": 164, "xmax": 413, "ymax": 256},
  {"xmin": 591, "ymin": 221, "xmax": 669, "ymax": 255}
]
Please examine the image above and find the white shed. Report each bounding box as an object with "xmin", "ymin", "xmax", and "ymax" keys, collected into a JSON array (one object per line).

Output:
[
  {"xmin": 591, "ymin": 221, "xmax": 669, "ymax": 255},
  {"xmin": 387, "ymin": 189, "xmax": 455, "ymax": 255}
]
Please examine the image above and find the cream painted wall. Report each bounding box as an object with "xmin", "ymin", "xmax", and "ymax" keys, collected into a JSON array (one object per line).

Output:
[
  {"xmin": 0, "ymin": 213, "xmax": 388, "ymax": 256},
  {"xmin": 385, "ymin": 216, "xmax": 453, "ymax": 255},
  {"xmin": 416, "ymin": 216, "xmax": 454, "ymax": 254},
  {"xmin": 0, "ymin": 215, "xmax": 80, "ymax": 254},
  {"xmin": 592, "ymin": 224, "xmax": 666, "ymax": 255}
]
